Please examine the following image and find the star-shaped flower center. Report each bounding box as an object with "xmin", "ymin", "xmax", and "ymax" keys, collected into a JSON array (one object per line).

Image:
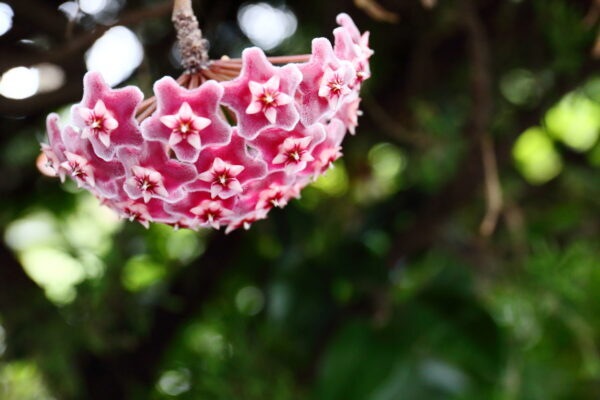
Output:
[
  {"xmin": 190, "ymin": 200, "xmax": 233, "ymax": 229},
  {"xmin": 321, "ymin": 147, "xmax": 342, "ymax": 170},
  {"xmin": 225, "ymin": 209, "xmax": 269, "ymax": 233},
  {"xmin": 273, "ymin": 137, "xmax": 314, "ymax": 173},
  {"xmin": 198, "ymin": 157, "xmax": 245, "ymax": 199},
  {"xmin": 160, "ymin": 102, "xmax": 212, "ymax": 150},
  {"xmin": 246, "ymin": 75, "xmax": 292, "ymax": 124},
  {"xmin": 79, "ymin": 100, "xmax": 119, "ymax": 147},
  {"xmin": 256, "ymin": 183, "xmax": 296, "ymax": 210},
  {"xmin": 355, "ymin": 60, "xmax": 370, "ymax": 85},
  {"xmin": 60, "ymin": 152, "xmax": 95, "ymax": 187},
  {"xmin": 120, "ymin": 202, "xmax": 151, "ymax": 228},
  {"xmin": 127, "ymin": 166, "xmax": 169, "ymax": 203},
  {"xmin": 318, "ymin": 67, "xmax": 352, "ymax": 107}
]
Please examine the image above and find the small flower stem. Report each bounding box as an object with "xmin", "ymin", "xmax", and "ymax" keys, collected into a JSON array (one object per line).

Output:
[
  {"xmin": 213, "ymin": 54, "xmax": 311, "ymax": 65},
  {"xmin": 172, "ymin": 0, "xmax": 209, "ymax": 72}
]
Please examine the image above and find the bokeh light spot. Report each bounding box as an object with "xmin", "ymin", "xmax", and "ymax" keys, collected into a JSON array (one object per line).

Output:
[
  {"xmin": 0, "ymin": 2, "xmax": 13, "ymax": 36},
  {"xmin": 86, "ymin": 26, "xmax": 144, "ymax": 87},
  {"xmin": 79, "ymin": 0, "xmax": 108, "ymax": 14},
  {"xmin": 122, "ymin": 256, "xmax": 167, "ymax": 292},
  {"xmin": 513, "ymin": 126, "xmax": 563, "ymax": 184},
  {"xmin": 237, "ymin": 3, "xmax": 297, "ymax": 50},
  {"xmin": 235, "ymin": 286, "xmax": 265, "ymax": 316},
  {"xmin": 312, "ymin": 161, "xmax": 349, "ymax": 197},
  {"xmin": 545, "ymin": 92, "xmax": 600, "ymax": 152},
  {"xmin": 157, "ymin": 368, "xmax": 191, "ymax": 397},
  {"xmin": 0, "ymin": 67, "xmax": 39, "ymax": 99}
]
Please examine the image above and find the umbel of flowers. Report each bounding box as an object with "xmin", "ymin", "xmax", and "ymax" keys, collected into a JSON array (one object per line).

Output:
[{"xmin": 40, "ymin": 13, "xmax": 372, "ymax": 232}]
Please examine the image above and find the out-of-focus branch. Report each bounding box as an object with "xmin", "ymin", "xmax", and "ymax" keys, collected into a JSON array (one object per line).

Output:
[
  {"xmin": 462, "ymin": 0, "xmax": 502, "ymax": 237},
  {"xmin": 0, "ymin": 1, "xmax": 173, "ymax": 74},
  {"xmin": 385, "ymin": 2, "xmax": 600, "ymax": 267},
  {"xmin": 0, "ymin": 1, "xmax": 173, "ymax": 117},
  {"xmin": 354, "ymin": 0, "xmax": 399, "ymax": 23},
  {"xmin": 420, "ymin": 0, "xmax": 437, "ymax": 9},
  {"xmin": 363, "ymin": 95, "xmax": 432, "ymax": 147}
]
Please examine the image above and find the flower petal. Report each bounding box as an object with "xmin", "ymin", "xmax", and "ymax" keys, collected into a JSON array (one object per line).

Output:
[{"xmin": 187, "ymin": 134, "xmax": 201, "ymax": 149}]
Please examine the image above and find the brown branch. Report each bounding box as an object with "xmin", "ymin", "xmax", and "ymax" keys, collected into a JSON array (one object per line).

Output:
[
  {"xmin": 362, "ymin": 95, "xmax": 432, "ymax": 148},
  {"xmin": 172, "ymin": 0, "xmax": 209, "ymax": 72},
  {"xmin": 461, "ymin": 0, "xmax": 503, "ymax": 237},
  {"xmin": 354, "ymin": 0, "xmax": 399, "ymax": 23}
]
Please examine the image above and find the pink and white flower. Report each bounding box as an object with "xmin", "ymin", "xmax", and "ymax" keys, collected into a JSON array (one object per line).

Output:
[
  {"xmin": 41, "ymin": 13, "xmax": 371, "ymax": 232},
  {"xmin": 160, "ymin": 102, "xmax": 211, "ymax": 150},
  {"xmin": 198, "ymin": 157, "xmax": 245, "ymax": 199},
  {"xmin": 221, "ymin": 47, "xmax": 302, "ymax": 139},
  {"xmin": 190, "ymin": 200, "xmax": 233, "ymax": 229},
  {"xmin": 71, "ymin": 72, "xmax": 143, "ymax": 161},
  {"xmin": 119, "ymin": 201, "xmax": 152, "ymax": 229},
  {"xmin": 225, "ymin": 208, "xmax": 269, "ymax": 234},
  {"xmin": 246, "ymin": 75, "xmax": 292, "ymax": 124},
  {"xmin": 141, "ymin": 78, "xmax": 231, "ymax": 163},
  {"xmin": 125, "ymin": 166, "xmax": 169, "ymax": 203},
  {"xmin": 256, "ymin": 184, "xmax": 290, "ymax": 209},
  {"xmin": 272, "ymin": 137, "xmax": 314, "ymax": 174},
  {"xmin": 78, "ymin": 100, "xmax": 119, "ymax": 147},
  {"xmin": 60, "ymin": 152, "xmax": 95, "ymax": 187},
  {"xmin": 318, "ymin": 66, "xmax": 354, "ymax": 109}
]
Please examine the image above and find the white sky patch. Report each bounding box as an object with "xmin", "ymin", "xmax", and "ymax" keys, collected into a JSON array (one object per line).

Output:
[
  {"xmin": 0, "ymin": 66, "xmax": 39, "ymax": 99},
  {"xmin": 0, "ymin": 2, "xmax": 13, "ymax": 37},
  {"xmin": 237, "ymin": 3, "xmax": 297, "ymax": 51},
  {"xmin": 85, "ymin": 26, "xmax": 144, "ymax": 87},
  {"xmin": 79, "ymin": 0, "xmax": 108, "ymax": 14}
]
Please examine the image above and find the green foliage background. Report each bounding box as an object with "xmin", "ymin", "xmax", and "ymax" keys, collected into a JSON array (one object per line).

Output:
[{"xmin": 1, "ymin": 0, "xmax": 600, "ymax": 399}]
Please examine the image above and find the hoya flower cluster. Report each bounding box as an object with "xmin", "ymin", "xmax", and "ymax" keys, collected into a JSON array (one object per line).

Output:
[{"xmin": 41, "ymin": 13, "xmax": 372, "ymax": 232}]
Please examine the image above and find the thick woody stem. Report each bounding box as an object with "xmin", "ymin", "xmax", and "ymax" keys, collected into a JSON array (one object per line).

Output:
[{"xmin": 172, "ymin": 0, "xmax": 209, "ymax": 73}]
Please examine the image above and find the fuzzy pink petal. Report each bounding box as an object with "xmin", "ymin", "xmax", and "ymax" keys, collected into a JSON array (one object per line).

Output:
[
  {"xmin": 94, "ymin": 99, "xmax": 107, "ymax": 115},
  {"xmin": 246, "ymin": 101, "xmax": 262, "ymax": 115},
  {"xmin": 160, "ymin": 115, "xmax": 179, "ymax": 129},
  {"xmin": 264, "ymin": 107, "xmax": 277, "ymax": 124},
  {"xmin": 187, "ymin": 134, "xmax": 201, "ymax": 150}
]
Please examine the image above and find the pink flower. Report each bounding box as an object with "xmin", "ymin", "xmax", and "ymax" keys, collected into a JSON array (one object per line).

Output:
[
  {"xmin": 125, "ymin": 166, "xmax": 170, "ymax": 203},
  {"xmin": 225, "ymin": 208, "xmax": 269, "ymax": 234},
  {"xmin": 188, "ymin": 130, "xmax": 267, "ymax": 195},
  {"xmin": 353, "ymin": 59, "xmax": 371, "ymax": 86},
  {"xmin": 250, "ymin": 123, "xmax": 326, "ymax": 174},
  {"xmin": 72, "ymin": 72, "xmax": 143, "ymax": 161},
  {"xmin": 160, "ymin": 102, "xmax": 211, "ymax": 150},
  {"xmin": 40, "ymin": 13, "xmax": 371, "ymax": 232},
  {"xmin": 303, "ymin": 119, "xmax": 346, "ymax": 177},
  {"xmin": 221, "ymin": 47, "xmax": 302, "ymax": 139},
  {"xmin": 191, "ymin": 200, "xmax": 234, "ymax": 229},
  {"xmin": 118, "ymin": 141, "xmax": 196, "ymax": 203},
  {"xmin": 246, "ymin": 75, "xmax": 292, "ymax": 124},
  {"xmin": 272, "ymin": 137, "xmax": 314, "ymax": 174},
  {"xmin": 336, "ymin": 94, "xmax": 362, "ymax": 135},
  {"xmin": 256, "ymin": 184, "xmax": 290, "ymax": 209},
  {"xmin": 141, "ymin": 78, "xmax": 231, "ymax": 163},
  {"xmin": 318, "ymin": 65, "xmax": 354, "ymax": 109},
  {"xmin": 336, "ymin": 13, "xmax": 374, "ymax": 59},
  {"xmin": 60, "ymin": 152, "xmax": 95, "ymax": 188},
  {"xmin": 198, "ymin": 157, "xmax": 245, "ymax": 199},
  {"xmin": 78, "ymin": 100, "xmax": 119, "ymax": 147},
  {"xmin": 118, "ymin": 201, "xmax": 153, "ymax": 229}
]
